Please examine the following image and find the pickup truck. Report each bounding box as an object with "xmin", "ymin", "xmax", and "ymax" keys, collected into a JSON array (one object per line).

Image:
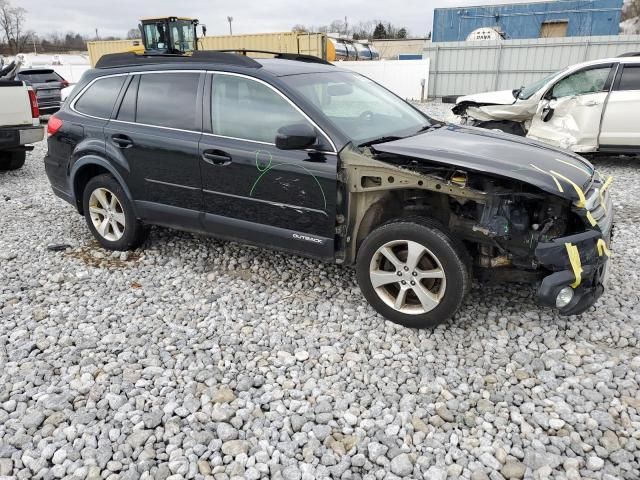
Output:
[{"xmin": 0, "ymin": 62, "xmax": 45, "ymax": 170}]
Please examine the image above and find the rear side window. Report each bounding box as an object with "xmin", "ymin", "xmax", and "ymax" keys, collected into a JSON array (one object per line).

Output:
[
  {"xmin": 618, "ymin": 66, "xmax": 640, "ymax": 91},
  {"xmin": 116, "ymin": 76, "xmax": 139, "ymax": 123},
  {"xmin": 74, "ymin": 76, "xmax": 126, "ymax": 119},
  {"xmin": 136, "ymin": 73, "xmax": 200, "ymax": 130},
  {"xmin": 18, "ymin": 70, "xmax": 62, "ymax": 83}
]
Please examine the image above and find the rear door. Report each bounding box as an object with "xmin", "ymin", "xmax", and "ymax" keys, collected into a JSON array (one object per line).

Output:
[
  {"xmin": 599, "ymin": 63, "xmax": 640, "ymax": 149},
  {"xmin": 527, "ymin": 64, "xmax": 613, "ymax": 152},
  {"xmin": 105, "ymin": 71, "xmax": 204, "ymax": 227},
  {"xmin": 199, "ymin": 72, "xmax": 337, "ymax": 259}
]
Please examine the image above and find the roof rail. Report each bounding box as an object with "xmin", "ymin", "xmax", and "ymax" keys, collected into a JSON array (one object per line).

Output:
[
  {"xmin": 214, "ymin": 49, "xmax": 333, "ymax": 66},
  {"xmin": 617, "ymin": 52, "xmax": 640, "ymax": 58},
  {"xmin": 95, "ymin": 51, "xmax": 262, "ymax": 69}
]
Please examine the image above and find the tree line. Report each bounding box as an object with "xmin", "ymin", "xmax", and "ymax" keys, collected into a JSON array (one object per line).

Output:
[
  {"xmin": 292, "ymin": 19, "xmax": 415, "ymax": 40},
  {"xmin": 0, "ymin": 0, "xmax": 132, "ymax": 55}
]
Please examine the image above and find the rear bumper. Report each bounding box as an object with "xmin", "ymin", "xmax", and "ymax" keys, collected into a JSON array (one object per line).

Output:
[
  {"xmin": 535, "ymin": 229, "xmax": 611, "ymax": 315},
  {"xmin": 0, "ymin": 125, "xmax": 44, "ymax": 150}
]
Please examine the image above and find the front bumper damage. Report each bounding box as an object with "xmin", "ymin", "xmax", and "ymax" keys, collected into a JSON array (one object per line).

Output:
[{"xmin": 535, "ymin": 229, "xmax": 611, "ymax": 315}]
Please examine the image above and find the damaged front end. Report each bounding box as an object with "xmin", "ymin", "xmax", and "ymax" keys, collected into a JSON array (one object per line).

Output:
[{"xmin": 338, "ymin": 136, "xmax": 614, "ymax": 315}]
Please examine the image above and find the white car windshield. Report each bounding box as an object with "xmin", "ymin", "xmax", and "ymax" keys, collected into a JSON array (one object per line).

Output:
[
  {"xmin": 282, "ymin": 71, "xmax": 430, "ymax": 146},
  {"xmin": 518, "ymin": 68, "xmax": 568, "ymax": 100}
]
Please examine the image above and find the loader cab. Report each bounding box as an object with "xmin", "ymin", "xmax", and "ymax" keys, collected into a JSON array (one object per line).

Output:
[{"xmin": 139, "ymin": 17, "xmax": 200, "ymax": 55}]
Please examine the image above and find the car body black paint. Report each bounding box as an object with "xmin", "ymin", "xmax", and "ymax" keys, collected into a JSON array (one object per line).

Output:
[{"xmin": 372, "ymin": 124, "xmax": 595, "ymax": 198}]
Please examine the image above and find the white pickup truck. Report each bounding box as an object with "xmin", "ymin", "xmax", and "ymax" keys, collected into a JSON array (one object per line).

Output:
[{"xmin": 0, "ymin": 61, "xmax": 45, "ymax": 171}]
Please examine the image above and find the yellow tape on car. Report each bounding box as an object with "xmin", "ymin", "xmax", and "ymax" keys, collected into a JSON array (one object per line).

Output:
[
  {"xmin": 599, "ymin": 175, "xmax": 613, "ymax": 207},
  {"xmin": 550, "ymin": 170, "xmax": 586, "ymax": 208},
  {"xmin": 565, "ymin": 243, "xmax": 582, "ymax": 288},
  {"xmin": 597, "ymin": 238, "xmax": 611, "ymax": 257}
]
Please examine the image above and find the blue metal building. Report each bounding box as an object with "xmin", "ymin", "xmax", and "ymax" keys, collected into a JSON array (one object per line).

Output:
[{"xmin": 432, "ymin": 0, "xmax": 624, "ymax": 42}]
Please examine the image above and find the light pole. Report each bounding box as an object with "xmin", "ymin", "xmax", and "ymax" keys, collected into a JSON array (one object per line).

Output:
[{"xmin": 227, "ymin": 16, "xmax": 233, "ymax": 35}]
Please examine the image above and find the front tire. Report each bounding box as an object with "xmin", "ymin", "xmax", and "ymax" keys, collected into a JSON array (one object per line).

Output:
[
  {"xmin": 82, "ymin": 174, "xmax": 147, "ymax": 250},
  {"xmin": 0, "ymin": 151, "xmax": 26, "ymax": 171},
  {"xmin": 356, "ymin": 218, "xmax": 470, "ymax": 328}
]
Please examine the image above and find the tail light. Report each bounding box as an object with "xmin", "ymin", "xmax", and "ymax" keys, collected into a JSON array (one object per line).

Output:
[
  {"xmin": 28, "ymin": 89, "xmax": 39, "ymax": 119},
  {"xmin": 47, "ymin": 115, "xmax": 63, "ymax": 136}
]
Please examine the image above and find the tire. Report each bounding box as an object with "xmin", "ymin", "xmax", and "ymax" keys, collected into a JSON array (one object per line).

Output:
[
  {"xmin": 356, "ymin": 218, "xmax": 470, "ymax": 328},
  {"xmin": 0, "ymin": 151, "xmax": 26, "ymax": 171},
  {"xmin": 82, "ymin": 174, "xmax": 148, "ymax": 250}
]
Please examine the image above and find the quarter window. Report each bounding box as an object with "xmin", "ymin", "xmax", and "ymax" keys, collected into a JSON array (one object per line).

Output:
[
  {"xmin": 74, "ymin": 76, "xmax": 126, "ymax": 118},
  {"xmin": 136, "ymin": 72, "xmax": 200, "ymax": 130},
  {"xmin": 211, "ymin": 75, "xmax": 310, "ymax": 144},
  {"xmin": 551, "ymin": 67, "xmax": 611, "ymax": 98},
  {"xmin": 618, "ymin": 66, "xmax": 640, "ymax": 91}
]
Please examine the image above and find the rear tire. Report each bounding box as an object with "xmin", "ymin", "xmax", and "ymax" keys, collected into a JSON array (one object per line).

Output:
[
  {"xmin": 82, "ymin": 174, "xmax": 148, "ymax": 250},
  {"xmin": 356, "ymin": 218, "xmax": 470, "ymax": 328},
  {"xmin": 0, "ymin": 151, "xmax": 26, "ymax": 171}
]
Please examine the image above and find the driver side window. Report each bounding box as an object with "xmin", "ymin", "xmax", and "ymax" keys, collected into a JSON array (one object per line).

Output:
[
  {"xmin": 551, "ymin": 67, "xmax": 611, "ymax": 98},
  {"xmin": 211, "ymin": 75, "xmax": 312, "ymax": 144}
]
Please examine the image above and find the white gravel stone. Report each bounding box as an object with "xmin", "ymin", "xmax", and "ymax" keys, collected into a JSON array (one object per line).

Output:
[{"xmin": 0, "ymin": 111, "xmax": 638, "ymax": 479}]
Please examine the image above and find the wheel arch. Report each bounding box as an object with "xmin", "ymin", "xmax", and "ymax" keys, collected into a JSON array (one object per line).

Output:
[{"xmin": 70, "ymin": 156, "xmax": 134, "ymax": 215}]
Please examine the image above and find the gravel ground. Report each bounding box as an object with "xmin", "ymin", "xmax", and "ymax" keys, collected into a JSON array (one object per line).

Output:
[{"xmin": 1, "ymin": 104, "xmax": 639, "ymax": 480}]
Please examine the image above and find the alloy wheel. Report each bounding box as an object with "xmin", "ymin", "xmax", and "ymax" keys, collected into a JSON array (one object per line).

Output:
[
  {"xmin": 88, "ymin": 187, "xmax": 126, "ymax": 242},
  {"xmin": 369, "ymin": 240, "xmax": 447, "ymax": 315}
]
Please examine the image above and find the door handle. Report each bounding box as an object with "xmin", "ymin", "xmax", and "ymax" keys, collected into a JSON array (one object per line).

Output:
[
  {"xmin": 202, "ymin": 150, "xmax": 232, "ymax": 166},
  {"xmin": 111, "ymin": 134, "xmax": 133, "ymax": 148},
  {"xmin": 584, "ymin": 100, "xmax": 600, "ymax": 107}
]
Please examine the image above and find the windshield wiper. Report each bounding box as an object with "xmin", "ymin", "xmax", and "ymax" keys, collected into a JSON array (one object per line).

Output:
[
  {"xmin": 358, "ymin": 136, "xmax": 403, "ymax": 148},
  {"xmin": 415, "ymin": 122, "xmax": 445, "ymax": 134}
]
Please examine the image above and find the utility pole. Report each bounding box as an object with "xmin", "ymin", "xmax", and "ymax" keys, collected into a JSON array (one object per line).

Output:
[
  {"xmin": 33, "ymin": 37, "xmax": 37, "ymax": 55},
  {"xmin": 227, "ymin": 16, "xmax": 233, "ymax": 36},
  {"xmin": 95, "ymin": 28, "xmax": 99, "ymax": 40}
]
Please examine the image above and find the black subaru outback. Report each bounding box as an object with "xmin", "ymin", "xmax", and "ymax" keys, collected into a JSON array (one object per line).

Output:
[{"xmin": 45, "ymin": 51, "xmax": 613, "ymax": 328}]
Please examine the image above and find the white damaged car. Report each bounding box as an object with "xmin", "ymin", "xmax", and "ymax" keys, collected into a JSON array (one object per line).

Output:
[{"xmin": 452, "ymin": 55, "xmax": 640, "ymax": 154}]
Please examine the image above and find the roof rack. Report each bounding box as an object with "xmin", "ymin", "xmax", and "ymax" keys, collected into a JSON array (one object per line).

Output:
[
  {"xmin": 617, "ymin": 52, "xmax": 640, "ymax": 58},
  {"xmin": 214, "ymin": 49, "xmax": 333, "ymax": 65},
  {"xmin": 95, "ymin": 51, "xmax": 262, "ymax": 69}
]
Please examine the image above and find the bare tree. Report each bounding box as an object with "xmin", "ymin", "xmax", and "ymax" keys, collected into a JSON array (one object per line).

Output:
[
  {"xmin": 126, "ymin": 28, "xmax": 140, "ymax": 39},
  {"xmin": 0, "ymin": 0, "xmax": 31, "ymax": 54},
  {"xmin": 622, "ymin": 0, "xmax": 640, "ymax": 34}
]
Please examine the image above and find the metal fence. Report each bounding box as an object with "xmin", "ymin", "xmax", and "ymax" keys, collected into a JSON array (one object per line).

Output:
[{"xmin": 424, "ymin": 34, "xmax": 640, "ymax": 98}]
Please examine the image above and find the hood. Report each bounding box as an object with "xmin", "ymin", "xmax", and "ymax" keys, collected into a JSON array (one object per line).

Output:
[
  {"xmin": 372, "ymin": 124, "xmax": 594, "ymax": 201},
  {"xmin": 456, "ymin": 89, "xmax": 516, "ymax": 106}
]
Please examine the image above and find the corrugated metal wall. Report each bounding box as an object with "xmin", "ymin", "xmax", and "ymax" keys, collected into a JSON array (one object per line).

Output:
[
  {"xmin": 87, "ymin": 39, "xmax": 143, "ymax": 66},
  {"xmin": 424, "ymin": 35, "xmax": 640, "ymax": 98},
  {"xmin": 200, "ymin": 32, "xmax": 325, "ymax": 58},
  {"xmin": 88, "ymin": 33, "xmax": 325, "ymax": 66},
  {"xmin": 432, "ymin": 0, "xmax": 623, "ymax": 42}
]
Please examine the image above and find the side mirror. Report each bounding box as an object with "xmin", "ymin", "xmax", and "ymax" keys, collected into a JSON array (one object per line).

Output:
[
  {"xmin": 201, "ymin": 25, "xmax": 207, "ymax": 37},
  {"xmin": 275, "ymin": 123, "xmax": 317, "ymax": 150},
  {"xmin": 540, "ymin": 98, "xmax": 556, "ymax": 122}
]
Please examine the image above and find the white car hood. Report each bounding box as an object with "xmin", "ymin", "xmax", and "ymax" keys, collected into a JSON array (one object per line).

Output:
[{"xmin": 457, "ymin": 89, "xmax": 516, "ymax": 105}]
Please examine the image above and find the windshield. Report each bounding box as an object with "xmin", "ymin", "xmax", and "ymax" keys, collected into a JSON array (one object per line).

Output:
[
  {"xmin": 281, "ymin": 71, "xmax": 430, "ymax": 146},
  {"xmin": 518, "ymin": 68, "xmax": 568, "ymax": 100}
]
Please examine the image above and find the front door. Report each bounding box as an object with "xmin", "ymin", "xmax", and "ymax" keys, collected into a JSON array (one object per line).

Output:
[
  {"xmin": 199, "ymin": 73, "xmax": 337, "ymax": 259},
  {"xmin": 527, "ymin": 64, "xmax": 613, "ymax": 153},
  {"xmin": 105, "ymin": 72, "xmax": 204, "ymax": 227},
  {"xmin": 599, "ymin": 63, "xmax": 640, "ymax": 149}
]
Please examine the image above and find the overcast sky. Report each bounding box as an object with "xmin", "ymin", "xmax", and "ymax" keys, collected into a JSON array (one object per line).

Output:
[{"xmin": 17, "ymin": 0, "xmax": 529, "ymax": 39}]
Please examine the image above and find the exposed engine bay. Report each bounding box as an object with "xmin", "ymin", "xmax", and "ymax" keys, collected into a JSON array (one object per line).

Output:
[{"xmin": 339, "ymin": 145, "xmax": 585, "ymax": 280}]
